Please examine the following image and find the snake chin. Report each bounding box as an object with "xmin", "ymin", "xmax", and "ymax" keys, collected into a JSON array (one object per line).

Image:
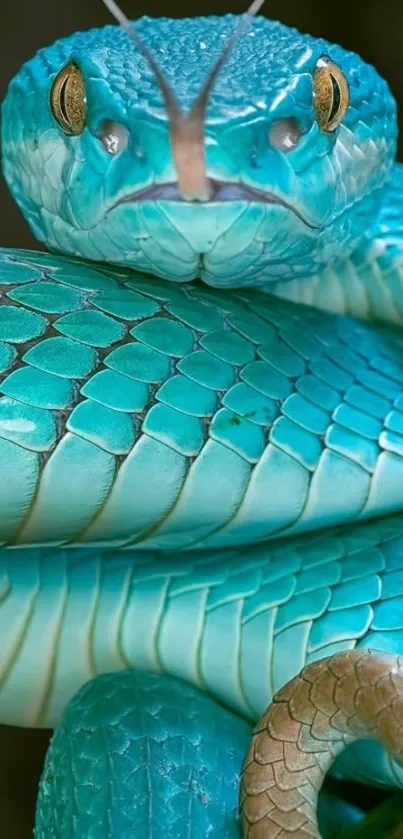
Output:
[{"xmin": 101, "ymin": 196, "xmax": 324, "ymax": 286}]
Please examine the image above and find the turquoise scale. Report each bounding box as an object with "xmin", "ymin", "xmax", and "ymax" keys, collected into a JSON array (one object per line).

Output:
[
  {"xmin": 35, "ymin": 671, "xmax": 253, "ymax": 839},
  {"xmin": 3, "ymin": 10, "xmax": 403, "ymax": 837},
  {"xmin": 0, "ymin": 508, "xmax": 402, "ymax": 794},
  {"xmin": 1, "ymin": 250, "xmax": 403, "ymax": 552}
]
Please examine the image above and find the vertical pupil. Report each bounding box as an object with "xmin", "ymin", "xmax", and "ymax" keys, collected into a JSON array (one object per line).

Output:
[
  {"xmin": 59, "ymin": 75, "xmax": 71, "ymax": 126},
  {"xmin": 329, "ymin": 74, "xmax": 341, "ymax": 124}
]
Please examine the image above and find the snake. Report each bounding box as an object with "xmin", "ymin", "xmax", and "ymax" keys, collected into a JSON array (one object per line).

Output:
[{"xmin": 1, "ymin": 2, "xmax": 403, "ymax": 836}]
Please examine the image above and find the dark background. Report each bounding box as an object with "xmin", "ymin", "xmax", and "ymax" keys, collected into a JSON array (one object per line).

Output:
[{"xmin": 0, "ymin": 1, "xmax": 402, "ymax": 835}]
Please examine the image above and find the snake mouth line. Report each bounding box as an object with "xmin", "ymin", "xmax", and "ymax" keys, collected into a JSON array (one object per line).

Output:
[{"xmin": 112, "ymin": 179, "xmax": 319, "ymax": 229}]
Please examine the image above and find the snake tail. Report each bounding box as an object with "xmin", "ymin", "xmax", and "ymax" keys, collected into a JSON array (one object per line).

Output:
[
  {"xmin": 241, "ymin": 650, "xmax": 403, "ymax": 838},
  {"xmin": 34, "ymin": 667, "xmax": 370, "ymax": 839}
]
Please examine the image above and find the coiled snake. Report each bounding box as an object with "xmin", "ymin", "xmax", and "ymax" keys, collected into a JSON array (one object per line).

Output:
[{"xmin": 1, "ymin": 3, "xmax": 403, "ymax": 836}]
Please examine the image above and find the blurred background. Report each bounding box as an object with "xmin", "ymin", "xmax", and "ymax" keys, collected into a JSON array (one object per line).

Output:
[{"xmin": 0, "ymin": 0, "xmax": 403, "ymax": 834}]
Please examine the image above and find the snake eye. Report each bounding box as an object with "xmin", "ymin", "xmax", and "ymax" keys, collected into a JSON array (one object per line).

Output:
[
  {"xmin": 50, "ymin": 62, "xmax": 87, "ymax": 136},
  {"xmin": 313, "ymin": 55, "xmax": 349, "ymax": 132}
]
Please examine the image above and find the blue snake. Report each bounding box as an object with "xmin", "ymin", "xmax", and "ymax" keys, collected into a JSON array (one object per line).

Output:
[{"xmin": 1, "ymin": 4, "xmax": 403, "ymax": 836}]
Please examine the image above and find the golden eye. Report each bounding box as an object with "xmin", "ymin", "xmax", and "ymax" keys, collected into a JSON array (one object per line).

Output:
[
  {"xmin": 313, "ymin": 56, "xmax": 349, "ymax": 133},
  {"xmin": 50, "ymin": 62, "xmax": 87, "ymax": 136}
]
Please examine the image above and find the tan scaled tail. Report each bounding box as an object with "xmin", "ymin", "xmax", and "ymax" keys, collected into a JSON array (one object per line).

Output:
[{"xmin": 241, "ymin": 650, "xmax": 403, "ymax": 838}]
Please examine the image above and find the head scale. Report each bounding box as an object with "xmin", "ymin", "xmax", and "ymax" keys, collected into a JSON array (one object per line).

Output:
[
  {"xmin": 1, "ymin": 12, "xmax": 397, "ymax": 288},
  {"xmin": 102, "ymin": 0, "xmax": 266, "ymax": 201}
]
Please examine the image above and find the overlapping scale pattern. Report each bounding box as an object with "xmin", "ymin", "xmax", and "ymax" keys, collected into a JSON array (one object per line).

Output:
[
  {"xmin": 1, "ymin": 511, "xmax": 403, "ymax": 790},
  {"xmin": 0, "ymin": 249, "xmax": 403, "ymax": 549},
  {"xmin": 1, "ymin": 11, "xmax": 403, "ymax": 834},
  {"xmin": 36, "ymin": 671, "xmax": 252, "ymax": 839},
  {"xmin": 2, "ymin": 15, "xmax": 397, "ymax": 285},
  {"xmin": 241, "ymin": 651, "xmax": 403, "ymax": 838},
  {"xmin": 272, "ymin": 163, "xmax": 403, "ymax": 325}
]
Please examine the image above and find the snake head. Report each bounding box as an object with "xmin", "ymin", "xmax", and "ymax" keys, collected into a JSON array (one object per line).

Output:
[{"xmin": 1, "ymin": 15, "xmax": 397, "ymax": 287}]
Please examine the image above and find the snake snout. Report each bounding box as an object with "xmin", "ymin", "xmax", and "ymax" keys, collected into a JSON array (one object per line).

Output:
[{"xmin": 102, "ymin": 0, "xmax": 265, "ymax": 202}]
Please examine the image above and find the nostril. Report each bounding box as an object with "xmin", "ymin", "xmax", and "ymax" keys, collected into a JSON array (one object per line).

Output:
[
  {"xmin": 268, "ymin": 118, "xmax": 302, "ymax": 153},
  {"xmin": 98, "ymin": 120, "xmax": 129, "ymax": 155}
]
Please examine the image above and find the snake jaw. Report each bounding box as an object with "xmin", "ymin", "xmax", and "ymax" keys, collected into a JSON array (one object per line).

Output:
[{"xmin": 110, "ymin": 179, "xmax": 320, "ymax": 228}]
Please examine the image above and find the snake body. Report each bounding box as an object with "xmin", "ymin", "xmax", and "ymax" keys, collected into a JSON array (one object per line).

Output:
[{"xmin": 1, "ymin": 9, "xmax": 403, "ymax": 837}]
